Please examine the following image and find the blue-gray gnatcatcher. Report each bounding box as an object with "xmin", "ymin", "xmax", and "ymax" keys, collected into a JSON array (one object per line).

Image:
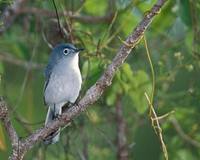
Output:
[{"xmin": 43, "ymin": 43, "xmax": 83, "ymax": 144}]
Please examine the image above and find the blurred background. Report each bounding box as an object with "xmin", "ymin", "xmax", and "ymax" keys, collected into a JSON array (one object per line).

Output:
[{"xmin": 0, "ymin": 0, "xmax": 200, "ymax": 159}]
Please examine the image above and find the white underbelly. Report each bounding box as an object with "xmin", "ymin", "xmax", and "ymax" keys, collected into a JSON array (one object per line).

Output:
[{"xmin": 44, "ymin": 72, "xmax": 82, "ymax": 105}]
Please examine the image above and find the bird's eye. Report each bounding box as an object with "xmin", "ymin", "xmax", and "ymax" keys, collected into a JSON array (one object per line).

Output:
[{"xmin": 63, "ymin": 48, "xmax": 70, "ymax": 55}]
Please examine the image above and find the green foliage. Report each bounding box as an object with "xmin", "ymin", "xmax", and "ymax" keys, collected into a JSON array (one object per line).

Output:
[
  {"xmin": 84, "ymin": 0, "xmax": 107, "ymax": 15},
  {"xmin": 179, "ymin": 0, "xmax": 192, "ymax": 27},
  {"xmin": 106, "ymin": 63, "xmax": 151, "ymax": 113},
  {"xmin": 0, "ymin": 0, "xmax": 200, "ymax": 160},
  {"xmin": 116, "ymin": 0, "xmax": 132, "ymax": 10}
]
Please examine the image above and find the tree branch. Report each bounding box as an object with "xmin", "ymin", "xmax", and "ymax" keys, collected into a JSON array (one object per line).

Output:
[
  {"xmin": 0, "ymin": 0, "xmax": 168, "ymax": 159},
  {"xmin": 116, "ymin": 94, "xmax": 128, "ymax": 160},
  {"xmin": 0, "ymin": 1, "xmax": 114, "ymax": 34},
  {"xmin": 18, "ymin": 7, "xmax": 115, "ymax": 24},
  {"xmin": 170, "ymin": 117, "xmax": 200, "ymax": 148},
  {"xmin": 0, "ymin": 98, "xmax": 20, "ymax": 159},
  {"xmin": 0, "ymin": 0, "xmax": 28, "ymax": 34},
  {"xmin": 0, "ymin": 53, "xmax": 44, "ymax": 69}
]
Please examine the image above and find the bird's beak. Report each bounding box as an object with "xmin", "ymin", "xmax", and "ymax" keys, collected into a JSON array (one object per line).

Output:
[{"xmin": 75, "ymin": 48, "xmax": 84, "ymax": 53}]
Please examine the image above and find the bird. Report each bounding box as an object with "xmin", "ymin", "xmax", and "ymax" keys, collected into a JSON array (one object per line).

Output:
[{"xmin": 43, "ymin": 43, "xmax": 83, "ymax": 144}]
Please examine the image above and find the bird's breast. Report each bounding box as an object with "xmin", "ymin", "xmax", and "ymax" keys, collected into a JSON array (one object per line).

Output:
[{"xmin": 44, "ymin": 63, "xmax": 82, "ymax": 105}]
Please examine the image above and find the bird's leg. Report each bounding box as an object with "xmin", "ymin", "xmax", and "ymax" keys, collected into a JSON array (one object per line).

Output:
[
  {"xmin": 45, "ymin": 104, "xmax": 61, "ymax": 141},
  {"xmin": 68, "ymin": 102, "xmax": 74, "ymax": 108},
  {"xmin": 53, "ymin": 104, "xmax": 61, "ymax": 120},
  {"xmin": 67, "ymin": 100, "xmax": 79, "ymax": 108},
  {"xmin": 69, "ymin": 96, "xmax": 81, "ymax": 108},
  {"xmin": 45, "ymin": 129, "xmax": 60, "ymax": 141}
]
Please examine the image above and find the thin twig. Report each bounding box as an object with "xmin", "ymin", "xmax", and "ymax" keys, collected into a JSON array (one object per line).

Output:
[
  {"xmin": 51, "ymin": 0, "xmax": 63, "ymax": 39},
  {"xmin": 10, "ymin": 39, "xmax": 39, "ymax": 113},
  {"xmin": 0, "ymin": 53, "xmax": 44, "ymax": 69},
  {"xmin": 19, "ymin": 7, "xmax": 114, "ymax": 24},
  {"xmin": 145, "ymin": 93, "xmax": 168, "ymax": 160},
  {"xmin": 0, "ymin": 1, "xmax": 114, "ymax": 34},
  {"xmin": 143, "ymin": 36, "xmax": 155, "ymax": 103},
  {"xmin": 170, "ymin": 117, "xmax": 200, "ymax": 148}
]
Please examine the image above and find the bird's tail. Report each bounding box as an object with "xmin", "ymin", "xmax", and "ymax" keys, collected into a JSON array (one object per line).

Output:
[{"xmin": 44, "ymin": 104, "xmax": 62, "ymax": 144}]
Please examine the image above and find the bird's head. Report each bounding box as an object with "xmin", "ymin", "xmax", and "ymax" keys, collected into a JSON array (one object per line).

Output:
[
  {"xmin": 51, "ymin": 43, "xmax": 84, "ymax": 61},
  {"xmin": 45, "ymin": 43, "xmax": 83, "ymax": 78}
]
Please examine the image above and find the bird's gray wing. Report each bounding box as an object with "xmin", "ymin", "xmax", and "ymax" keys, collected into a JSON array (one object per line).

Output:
[
  {"xmin": 43, "ymin": 50, "xmax": 60, "ymax": 105},
  {"xmin": 43, "ymin": 63, "xmax": 53, "ymax": 105},
  {"xmin": 43, "ymin": 78, "xmax": 50, "ymax": 105}
]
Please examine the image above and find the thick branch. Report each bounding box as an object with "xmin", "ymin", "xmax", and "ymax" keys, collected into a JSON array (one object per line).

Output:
[
  {"xmin": 1, "ymin": 0, "xmax": 168, "ymax": 159},
  {"xmin": 0, "ymin": 98, "xmax": 20, "ymax": 159}
]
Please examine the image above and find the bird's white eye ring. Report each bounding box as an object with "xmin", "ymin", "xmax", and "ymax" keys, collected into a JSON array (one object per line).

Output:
[{"xmin": 63, "ymin": 48, "xmax": 70, "ymax": 55}]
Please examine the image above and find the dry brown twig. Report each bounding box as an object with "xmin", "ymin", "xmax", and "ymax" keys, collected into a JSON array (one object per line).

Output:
[
  {"xmin": 170, "ymin": 117, "xmax": 200, "ymax": 148},
  {"xmin": 0, "ymin": 0, "xmax": 168, "ymax": 159},
  {"xmin": 145, "ymin": 93, "xmax": 169, "ymax": 160}
]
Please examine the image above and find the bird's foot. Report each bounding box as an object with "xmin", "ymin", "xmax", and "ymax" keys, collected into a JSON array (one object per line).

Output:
[
  {"xmin": 62, "ymin": 101, "xmax": 79, "ymax": 112},
  {"xmin": 52, "ymin": 113, "xmax": 61, "ymax": 120},
  {"xmin": 68, "ymin": 102, "xmax": 74, "ymax": 108},
  {"xmin": 44, "ymin": 129, "xmax": 60, "ymax": 144}
]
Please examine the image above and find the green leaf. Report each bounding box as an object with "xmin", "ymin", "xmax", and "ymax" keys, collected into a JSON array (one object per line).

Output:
[
  {"xmin": 0, "ymin": 62, "xmax": 4, "ymax": 74},
  {"xmin": 179, "ymin": 0, "xmax": 192, "ymax": 26},
  {"xmin": 106, "ymin": 80, "xmax": 121, "ymax": 106},
  {"xmin": 84, "ymin": 0, "xmax": 107, "ymax": 16},
  {"xmin": 128, "ymin": 70, "xmax": 151, "ymax": 114},
  {"xmin": 168, "ymin": 17, "xmax": 187, "ymax": 41},
  {"xmin": 174, "ymin": 149, "xmax": 197, "ymax": 160},
  {"xmin": 116, "ymin": 0, "xmax": 131, "ymax": 10},
  {"xmin": 121, "ymin": 63, "xmax": 133, "ymax": 81},
  {"xmin": 118, "ymin": 9, "xmax": 139, "ymax": 35},
  {"xmin": 106, "ymin": 91, "xmax": 116, "ymax": 106}
]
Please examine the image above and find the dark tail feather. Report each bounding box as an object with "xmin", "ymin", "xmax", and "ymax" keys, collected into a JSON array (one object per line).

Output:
[{"xmin": 44, "ymin": 105, "xmax": 61, "ymax": 144}]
